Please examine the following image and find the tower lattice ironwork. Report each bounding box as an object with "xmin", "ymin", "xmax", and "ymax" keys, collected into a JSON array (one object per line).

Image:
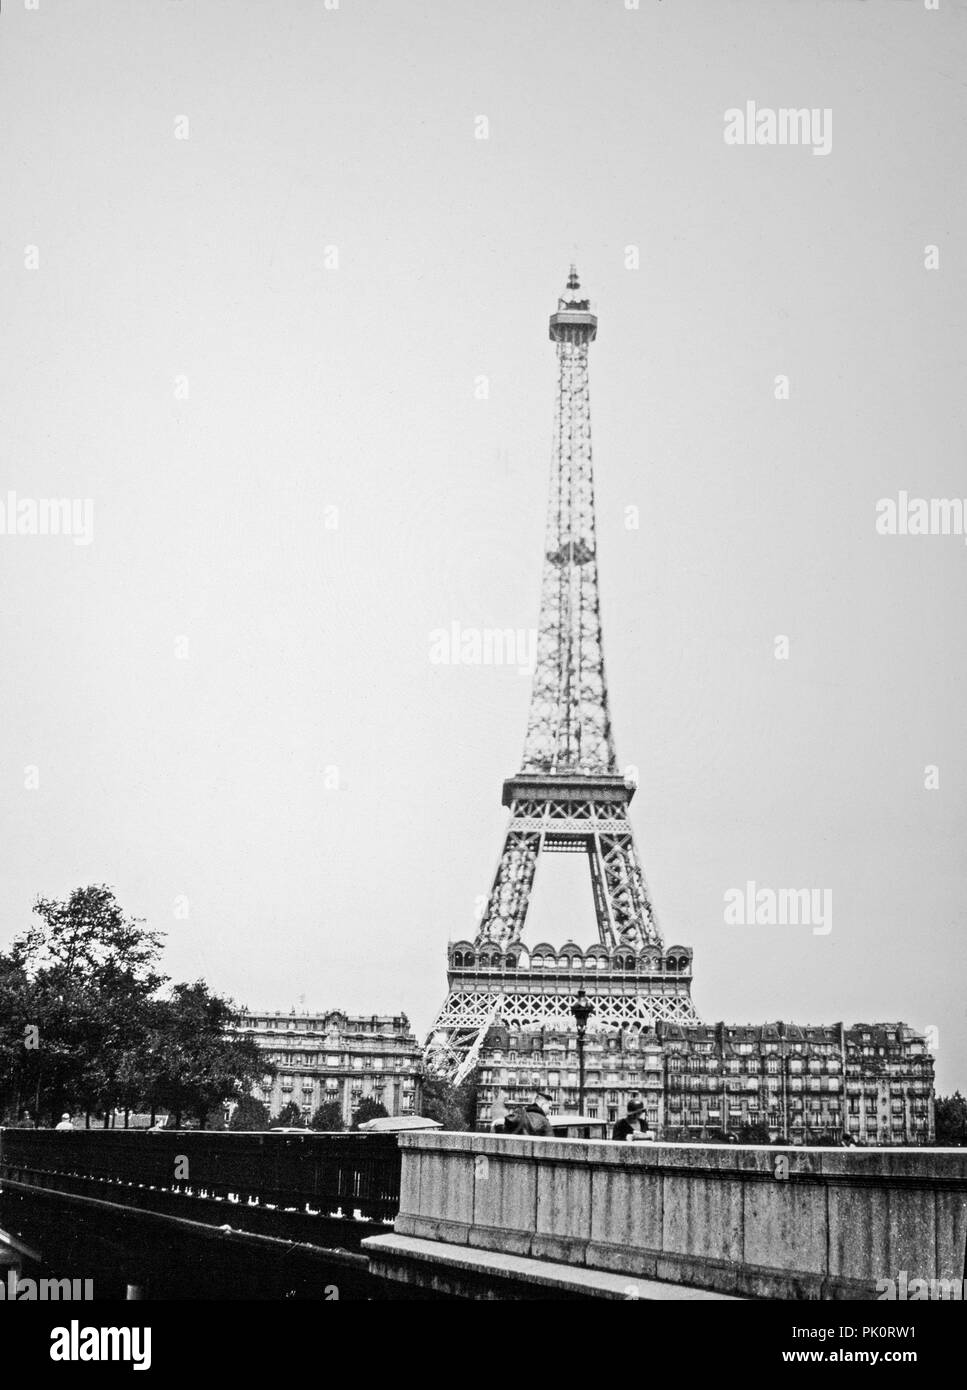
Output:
[{"xmin": 427, "ymin": 269, "xmax": 699, "ymax": 1082}]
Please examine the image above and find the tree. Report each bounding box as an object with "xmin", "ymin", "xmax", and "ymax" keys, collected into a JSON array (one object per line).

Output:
[
  {"xmin": 0, "ymin": 951, "xmax": 33, "ymax": 1122},
  {"xmin": 229, "ymin": 1094, "xmax": 270, "ymax": 1131},
  {"xmin": 351, "ymin": 1097, "xmax": 388, "ymax": 1130},
  {"xmin": 8, "ymin": 886, "xmax": 166, "ymax": 1124},
  {"xmin": 934, "ymin": 1092, "xmax": 967, "ymax": 1146},
  {"xmin": 0, "ymin": 886, "xmax": 270, "ymax": 1129},
  {"xmin": 736, "ymin": 1121, "xmax": 771, "ymax": 1145},
  {"xmin": 145, "ymin": 981, "xmax": 266, "ymax": 1127},
  {"xmin": 272, "ymin": 1101, "xmax": 304, "ymax": 1129},
  {"xmin": 419, "ymin": 1071, "xmax": 477, "ymax": 1131},
  {"xmin": 310, "ymin": 1100, "xmax": 345, "ymax": 1131}
]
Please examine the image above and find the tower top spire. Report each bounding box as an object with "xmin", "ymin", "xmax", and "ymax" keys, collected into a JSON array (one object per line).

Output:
[{"xmin": 550, "ymin": 265, "xmax": 596, "ymax": 340}]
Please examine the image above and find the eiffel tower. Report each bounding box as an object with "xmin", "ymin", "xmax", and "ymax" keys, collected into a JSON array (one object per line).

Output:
[{"xmin": 427, "ymin": 269, "xmax": 699, "ymax": 1082}]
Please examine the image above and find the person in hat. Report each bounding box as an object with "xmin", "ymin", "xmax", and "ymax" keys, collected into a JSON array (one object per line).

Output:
[
  {"xmin": 612, "ymin": 1098, "xmax": 648, "ymax": 1142},
  {"xmin": 54, "ymin": 1113, "xmax": 74, "ymax": 1131}
]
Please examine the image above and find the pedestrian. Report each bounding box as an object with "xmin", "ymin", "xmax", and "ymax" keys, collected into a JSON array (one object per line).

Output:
[
  {"xmin": 54, "ymin": 1112, "xmax": 74, "ymax": 1131},
  {"xmin": 505, "ymin": 1088, "xmax": 554, "ymax": 1137},
  {"xmin": 18, "ymin": 1110, "xmax": 36, "ymax": 1129},
  {"xmin": 612, "ymin": 1098, "xmax": 647, "ymax": 1141}
]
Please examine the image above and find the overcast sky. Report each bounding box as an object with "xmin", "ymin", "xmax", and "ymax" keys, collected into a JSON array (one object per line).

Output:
[{"xmin": 1, "ymin": 0, "xmax": 965, "ymax": 1091}]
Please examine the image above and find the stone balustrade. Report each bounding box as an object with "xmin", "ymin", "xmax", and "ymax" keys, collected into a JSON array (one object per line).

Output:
[{"xmin": 363, "ymin": 1132, "xmax": 967, "ymax": 1299}]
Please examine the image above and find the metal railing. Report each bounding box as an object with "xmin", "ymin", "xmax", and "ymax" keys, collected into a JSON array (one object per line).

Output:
[{"xmin": 0, "ymin": 1128, "xmax": 402, "ymax": 1222}]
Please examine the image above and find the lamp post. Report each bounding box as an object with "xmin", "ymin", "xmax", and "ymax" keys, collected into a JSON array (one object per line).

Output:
[{"xmin": 571, "ymin": 988, "xmax": 594, "ymax": 1117}]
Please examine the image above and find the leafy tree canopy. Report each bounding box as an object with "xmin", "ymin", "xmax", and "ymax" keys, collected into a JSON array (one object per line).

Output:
[
  {"xmin": 419, "ymin": 1070, "xmax": 477, "ymax": 1131},
  {"xmin": 229, "ymin": 1094, "xmax": 271, "ymax": 1131},
  {"xmin": 310, "ymin": 1100, "xmax": 345, "ymax": 1131},
  {"xmin": 0, "ymin": 886, "xmax": 268, "ymax": 1129},
  {"xmin": 271, "ymin": 1101, "xmax": 305, "ymax": 1129},
  {"xmin": 350, "ymin": 1097, "xmax": 388, "ymax": 1130},
  {"xmin": 934, "ymin": 1091, "xmax": 967, "ymax": 1146}
]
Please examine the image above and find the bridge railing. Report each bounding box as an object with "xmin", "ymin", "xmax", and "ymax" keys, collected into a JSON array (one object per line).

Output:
[
  {"xmin": 365, "ymin": 1132, "xmax": 967, "ymax": 1299},
  {"xmin": 0, "ymin": 1128, "xmax": 402, "ymax": 1222}
]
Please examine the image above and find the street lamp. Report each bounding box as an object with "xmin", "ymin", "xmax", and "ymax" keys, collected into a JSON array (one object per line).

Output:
[{"xmin": 571, "ymin": 988, "xmax": 594, "ymax": 1117}]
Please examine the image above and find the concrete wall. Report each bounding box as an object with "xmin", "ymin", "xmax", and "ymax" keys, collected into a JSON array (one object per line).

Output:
[{"xmin": 390, "ymin": 1133, "xmax": 967, "ymax": 1299}]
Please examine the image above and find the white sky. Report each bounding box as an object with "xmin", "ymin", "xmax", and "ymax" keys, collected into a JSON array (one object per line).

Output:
[{"xmin": 1, "ymin": 0, "xmax": 965, "ymax": 1092}]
